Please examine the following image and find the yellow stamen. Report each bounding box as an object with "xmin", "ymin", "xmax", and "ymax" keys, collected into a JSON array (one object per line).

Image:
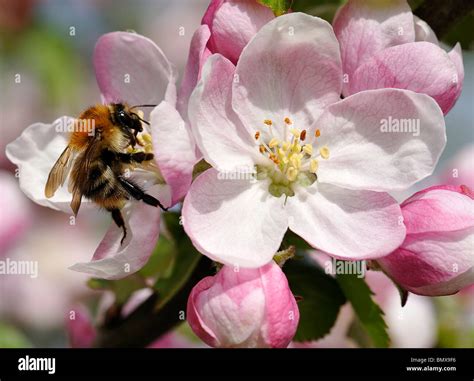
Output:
[
  {"xmin": 264, "ymin": 119, "xmax": 273, "ymax": 126},
  {"xmin": 282, "ymin": 141, "xmax": 291, "ymax": 151},
  {"xmin": 290, "ymin": 128, "xmax": 301, "ymax": 138},
  {"xmin": 290, "ymin": 155, "xmax": 301, "ymax": 170},
  {"xmin": 310, "ymin": 159, "xmax": 319, "ymax": 173},
  {"xmin": 292, "ymin": 143, "xmax": 302, "ymax": 154},
  {"xmin": 269, "ymin": 138, "xmax": 279, "ymax": 148},
  {"xmin": 286, "ymin": 167, "xmax": 298, "ymax": 181},
  {"xmin": 319, "ymin": 146, "xmax": 330, "ymax": 159},
  {"xmin": 284, "ymin": 117, "xmax": 292, "ymax": 125},
  {"xmin": 303, "ymin": 144, "xmax": 313, "ymax": 156}
]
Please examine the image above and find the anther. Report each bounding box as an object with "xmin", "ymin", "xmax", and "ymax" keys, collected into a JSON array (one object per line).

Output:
[
  {"xmin": 300, "ymin": 130, "xmax": 307, "ymax": 141},
  {"xmin": 284, "ymin": 117, "xmax": 292, "ymax": 125},
  {"xmin": 303, "ymin": 144, "xmax": 313, "ymax": 155},
  {"xmin": 319, "ymin": 146, "xmax": 330, "ymax": 159},
  {"xmin": 264, "ymin": 119, "xmax": 273, "ymax": 126},
  {"xmin": 269, "ymin": 138, "xmax": 279, "ymax": 148},
  {"xmin": 255, "ymin": 131, "xmax": 260, "ymax": 140},
  {"xmin": 315, "ymin": 129, "xmax": 321, "ymax": 137}
]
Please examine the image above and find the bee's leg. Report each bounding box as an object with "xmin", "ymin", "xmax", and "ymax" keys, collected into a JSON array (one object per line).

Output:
[
  {"xmin": 117, "ymin": 152, "xmax": 154, "ymax": 163},
  {"xmin": 109, "ymin": 208, "xmax": 127, "ymax": 245},
  {"xmin": 117, "ymin": 176, "xmax": 168, "ymax": 211}
]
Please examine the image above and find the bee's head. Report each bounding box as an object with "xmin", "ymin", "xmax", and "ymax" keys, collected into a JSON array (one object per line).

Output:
[{"xmin": 112, "ymin": 103, "xmax": 143, "ymax": 133}]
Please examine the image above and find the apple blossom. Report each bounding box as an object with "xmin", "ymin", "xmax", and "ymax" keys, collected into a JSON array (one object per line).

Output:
[
  {"xmin": 333, "ymin": 0, "xmax": 464, "ymax": 114},
  {"xmin": 183, "ymin": 13, "xmax": 446, "ymax": 268},
  {"xmin": 5, "ymin": 32, "xmax": 195, "ymax": 279},
  {"xmin": 378, "ymin": 185, "xmax": 474, "ymax": 296},
  {"xmin": 187, "ymin": 261, "xmax": 299, "ymax": 348},
  {"xmin": 67, "ymin": 305, "xmax": 97, "ymax": 348},
  {"xmin": 0, "ymin": 171, "xmax": 31, "ymax": 256},
  {"xmin": 177, "ymin": 0, "xmax": 274, "ymax": 119}
]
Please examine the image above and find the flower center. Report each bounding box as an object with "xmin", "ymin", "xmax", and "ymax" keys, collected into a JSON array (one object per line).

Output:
[{"xmin": 255, "ymin": 117, "xmax": 330, "ymax": 198}]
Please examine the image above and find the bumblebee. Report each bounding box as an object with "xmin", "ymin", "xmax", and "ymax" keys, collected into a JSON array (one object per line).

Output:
[{"xmin": 45, "ymin": 103, "xmax": 166, "ymax": 243}]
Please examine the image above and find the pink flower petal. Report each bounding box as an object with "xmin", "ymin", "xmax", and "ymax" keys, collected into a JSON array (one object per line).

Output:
[
  {"xmin": 187, "ymin": 262, "xmax": 298, "ymax": 348},
  {"xmin": 94, "ymin": 32, "xmax": 177, "ymax": 108},
  {"xmin": 0, "ymin": 171, "xmax": 31, "ymax": 255},
  {"xmin": 69, "ymin": 185, "xmax": 170, "ymax": 280},
  {"xmin": 379, "ymin": 228, "xmax": 474, "ymax": 296},
  {"xmin": 188, "ymin": 54, "xmax": 257, "ymax": 171},
  {"xmin": 333, "ymin": 0, "xmax": 415, "ymax": 95},
  {"xmin": 287, "ymin": 183, "xmax": 405, "ymax": 260},
  {"xmin": 401, "ymin": 186, "xmax": 474, "ymax": 234},
  {"xmin": 183, "ymin": 169, "xmax": 288, "ymax": 268},
  {"xmin": 260, "ymin": 262, "xmax": 300, "ymax": 347},
  {"xmin": 66, "ymin": 305, "xmax": 96, "ymax": 348},
  {"xmin": 176, "ymin": 25, "xmax": 211, "ymax": 121},
  {"xmin": 315, "ymin": 89, "xmax": 446, "ymax": 191},
  {"xmin": 150, "ymin": 101, "xmax": 197, "ymax": 205},
  {"xmin": 233, "ymin": 13, "xmax": 342, "ymax": 135},
  {"xmin": 349, "ymin": 42, "xmax": 460, "ymax": 114},
  {"xmin": 448, "ymin": 42, "xmax": 464, "ymax": 108},
  {"xmin": 209, "ymin": 0, "xmax": 274, "ymax": 64}
]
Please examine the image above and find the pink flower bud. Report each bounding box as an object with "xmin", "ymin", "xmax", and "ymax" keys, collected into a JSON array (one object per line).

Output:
[
  {"xmin": 187, "ymin": 261, "xmax": 299, "ymax": 348},
  {"xmin": 66, "ymin": 306, "xmax": 96, "ymax": 348},
  {"xmin": 378, "ymin": 185, "xmax": 474, "ymax": 296},
  {"xmin": 202, "ymin": 0, "xmax": 274, "ymax": 64}
]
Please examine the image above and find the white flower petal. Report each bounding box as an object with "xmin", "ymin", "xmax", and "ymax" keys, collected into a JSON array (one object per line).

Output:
[{"xmin": 287, "ymin": 183, "xmax": 405, "ymax": 260}]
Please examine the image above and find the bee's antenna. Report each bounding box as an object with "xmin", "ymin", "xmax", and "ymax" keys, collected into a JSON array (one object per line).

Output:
[
  {"xmin": 130, "ymin": 104, "xmax": 157, "ymax": 109},
  {"xmin": 131, "ymin": 113, "xmax": 150, "ymax": 125}
]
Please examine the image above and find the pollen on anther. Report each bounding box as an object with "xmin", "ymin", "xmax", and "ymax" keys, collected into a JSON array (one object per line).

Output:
[
  {"xmin": 320, "ymin": 146, "xmax": 330, "ymax": 159},
  {"xmin": 269, "ymin": 138, "xmax": 279, "ymax": 148},
  {"xmin": 300, "ymin": 130, "xmax": 307, "ymax": 141},
  {"xmin": 315, "ymin": 129, "xmax": 321, "ymax": 137},
  {"xmin": 259, "ymin": 144, "xmax": 266, "ymax": 153},
  {"xmin": 284, "ymin": 117, "xmax": 292, "ymax": 125},
  {"xmin": 264, "ymin": 119, "xmax": 273, "ymax": 126},
  {"xmin": 255, "ymin": 131, "xmax": 260, "ymax": 140},
  {"xmin": 303, "ymin": 144, "xmax": 313, "ymax": 155},
  {"xmin": 269, "ymin": 154, "xmax": 280, "ymax": 165}
]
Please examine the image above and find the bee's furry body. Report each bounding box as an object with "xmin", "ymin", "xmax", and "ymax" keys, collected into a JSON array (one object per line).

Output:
[{"xmin": 45, "ymin": 103, "xmax": 166, "ymax": 243}]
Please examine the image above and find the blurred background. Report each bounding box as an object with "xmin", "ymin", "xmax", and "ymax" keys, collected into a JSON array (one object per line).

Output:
[{"xmin": 0, "ymin": 0, "xmax": 472, "ymax": 348}]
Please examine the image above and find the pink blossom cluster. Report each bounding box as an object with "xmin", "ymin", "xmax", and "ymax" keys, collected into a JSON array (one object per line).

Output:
[{"xmin": 5, "ymin": 0, "xmax": 472, "ymax": 348}]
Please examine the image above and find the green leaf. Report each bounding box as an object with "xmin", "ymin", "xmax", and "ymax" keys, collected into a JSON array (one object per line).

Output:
[
  {"xmin": 0, "ymin": 323, "xmax": 32, "ymax": 348},
  {"xmin": 336, "ymin": 266, "xmax": 390, "ymax": 348},
  {"xmin": 139, "ymin": 234, "xmax": 176, "ymax": 278},
  {"xmin": 153, "ymin": 213, "xmax": 202, "ymax": 310},
  {"xmin": 291, "ymin": 0, "xmax": 343, "ymax": 22},
  {"xmin": 284, "ymin": 257, "xmax": 346, "ymax": 341},
  {"xmin": 258, "ymin": 0, "xmax": 293, "ymax": 16}
]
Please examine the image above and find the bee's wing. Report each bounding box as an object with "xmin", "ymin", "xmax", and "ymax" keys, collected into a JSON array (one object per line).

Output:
[
  {"xmin": 45, "ymin": 145, "xmax": 76, "ymax": 198},
  {"xmin": 69, "ymin": 139, "xmax": 101, "ymax": 216},
  {"xmin": 70, "ymin": 188, "xmax": 82, "ymax": 216}
]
